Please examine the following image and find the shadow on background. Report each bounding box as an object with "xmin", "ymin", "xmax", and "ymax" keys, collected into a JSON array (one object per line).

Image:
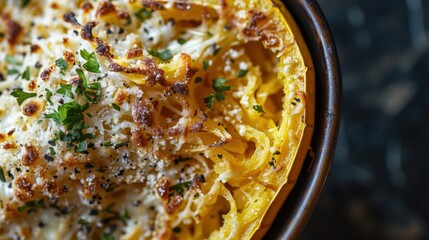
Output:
[{"xmin": 301, "ymin": 0, "xmax": 429, "ymax": 239}]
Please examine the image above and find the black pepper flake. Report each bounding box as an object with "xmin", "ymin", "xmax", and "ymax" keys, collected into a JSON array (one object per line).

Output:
[
  {"xmin": 34, "ymin": 62, "xmax": 43, "ymax": 69},
  {"xmin": 167, "ymin": 18, "xmax": 175, "ymax": 26},
  {"xmin": 85, "ymin": 163, "xmax": 94, "ymax": 169},
  {"xmin": 122, "ymin": 154, "xmax": 130, "ymax": 164},
  {"xmin": 48, "ymin": 140, "xmax": 56, "ymax": 146},
  {"xmin": 38, "ymin": 221, "xmax": 45, "ymax": 228},
  {"xmin": 118, "ymin": 28, "xmax": 125, "ymax": 34},
  {"xmin": 217, "ymin": 154, "xmax": 223, "ymax": 159},
  {"xmin": 268, "ymin": 161, "xmax": 277, "ymax": 169},
  {"xmin": 115, "ymin": 169, "xmax": 125, "ymax": 177},
  {"xmin": 107, "ymin": 28, "xmax": 113, "ymax": 34},
  {"xmin": 44, "ymin": 154, "xmax": 54, "ymax": 162},
  {"xmin": 274, "ymin": 151, "xmax": 281, "ymax": 155},
  {"xmin": 173, "ymin": 227, "xmax": 181, "ymax": 233},
  {"xmin": 89, "ymin": 209, "xmax": 99, "ymax": 216},
  {"xmin": 60, "ymin": 207, "xmax": 70, "ymax": 214},
  {"xmin": 197, "ymin": 174, "xmax": 205, "ymax": 183},
  {"xmin": 7, "ymin": 171, "xmax": 14, "ymax": 179},
  {"xmin": 133, "ymin": 200, "xmax": 142, "ymax": 207}
]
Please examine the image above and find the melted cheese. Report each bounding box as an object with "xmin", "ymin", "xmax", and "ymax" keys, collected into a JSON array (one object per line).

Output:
[{"xmin": 0, "ymin": 0, "xmax": 312, "ymax": 239}]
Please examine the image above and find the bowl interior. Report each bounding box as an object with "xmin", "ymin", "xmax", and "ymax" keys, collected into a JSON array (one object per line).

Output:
[{"xmin": 263, "ymin": 0, "xmax": 341, "ymax": 239}]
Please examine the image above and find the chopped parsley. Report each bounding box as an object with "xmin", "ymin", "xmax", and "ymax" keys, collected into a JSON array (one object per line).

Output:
[
  {"xmin": 78, "ymin": 218, "xmax": 89, "ymax": 226},
  {"xmin": 148, "ymin": 49, "xmax": 173, "ymax": 61},
  {"xmin": 76, "ymin": 140, "xmax": 88, "ymax": 153},
  {"xmin": 76, "ymin": 68, "xmax": 102, "ymax": 103},
  {"xmin": 49, "ymin": 147, "xmax": 56, "ymax": 156},
  {"xmin": 7, "ymin": 69, "xmax": 20, "ymax": 76},
  {"xmin": 169, "ymin": 181, "xmax": 192, "ymax": 196},
  {"xmin": 237, "ymin": 69, "xmax": 248, "ymax": 78},
  {"xmin": 174, "ymin": 156, "xmax": 192, "ymax": 165},
  {"xmin": 112, "ymin": 103, "xmax": 121, "ymax": 111},
  {"xmin": 10, "ymin": 90, "xmax": 37, "ymax": 105},
  {"xmin": 253, "ymin": 104, "xmax": 265, "ymax": 113},
  {"xmin": 177, "ymin": 38, "xmax": 186, "ymax": 45},
  {"xmin": 18, "ymin": 199, "xmax": 44, "ymax": 213},
  {"xmin": 195, "ymin": 77, "xmax": 202, "ymax": 83},
  {"xmin": 213, "ymin": 47, "xmax": 222, "ymax": 56},
  {"xmin": 203, "ymin": 60, "xmax": 210, "ymax": 70},
  {"xmin": 80, "ymin": 49, "xmax": 101, "ymax": 73},
  {"xmin": 45, "ymin": 88, "xmax": 53, "ymax": 105},
  {"xmin": 101, "ymin": 233, "xmax": 114, "ymax": 240},
  {"xmin": 103, "ymin": 142, "xmax": 114, "ymax": 147},
  {"xmin": 212, "ymin": 78, "xmax": 231, "ymax": 101},
  {"xmin": 119, "ymin": 209, "xmax": 130, "ymax": 223},
  {"xmin": 21, "ymin": 0, "xmax": 31, "ymax": 7},
  {"xmin": 134, "ymin": 8, "xmax": 153, "ymax": 22},
  {"xmin": 0, "ymin": 167, "xmax": 5, "ymax": 182},
  {"xmin": 22, "ymin": 67, "xmax": 30, "ymax": 80},
  {"xmin": 204, "ymin": 94, "xmax": 215, "ymax": 110},
  {"xmin": 44, "ymin": 101, "xmax": 86, "ymax": 130},
  {"xmin": 5, "ymin": 55, "xmax": 20, "ymax": 65},
  {"xmin": 57, "ymin": 84, "xmax": 75, "ymax": 99},
  {"xmin": 55, "ymin": 58, "xmax": 68, "ymax": 75}
]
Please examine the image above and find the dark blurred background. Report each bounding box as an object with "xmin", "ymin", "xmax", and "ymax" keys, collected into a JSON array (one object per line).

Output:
[{"xmin": 301, "ymin": 0, "xmax": 429, "ymax": 239}]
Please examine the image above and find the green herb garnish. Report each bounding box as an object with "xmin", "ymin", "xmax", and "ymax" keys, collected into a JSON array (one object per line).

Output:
[
  {"xmin": 7, "ymin": 69, "xmax": 20, "ymax": 76},
  {"xmin": 169, "ymin": 181, "xmax": 192, "ymax": 196},
  {"xmin": 76, "ymin": 140, "xmax": 88, "ymax": 153},
  {"xmin": 49, "ymin": 147, "xmax": 56, "ymax": 156},
  {"xmin": 57, "ymin": 84, "xmax": 75, "ymax": 99},
  {"xmin": 195, "ymin": 77, "xmax": 202, "ymax": 83},
  {"xmin": 252, "ymin": 104, "xmax": 265, "ymax": 113},
  {"xmin": 80, "ymin": 49, "xmax": 101, "ymax": 73},
  {"xmin": 148, "ymin": 49, "xmax": 173, "ymax": 61},
  {"xmin": 10, "ymin": 90, "xmax": 37, "ymax": 105},
  {"xmin": 78, "ymin": 218, "xmax": 89, "ymax": 226},
  {"xmin": 101, "ymin": 233, "xmax": 114, "ymax": 240},
  {"xmin": 177, "ymin": 38, "xmax": 186, "ymax": 45},
  {"xmin": 119, "ymin": 209, "xmax": 130, "ymax": 223},
  {"xmin": 213, "ymin": 47, "xmax": 222, "ymax": 56},
  {"xmin": 0, "ymin": 167, "xmax": 6, "ymax": 182},
  {"xmin": 237, "ymin": 69, "xmax": 248, "ymax": 78},
  {"xmin": 21, "ymin": 67, "xmax": 30, "ymax": 80},
  {"xmin": 204, "ymin": 94, "xmax": 215, "ymax": 110},
  {"xmin": 21, "ymin": 0, "xmax": 31, "ymax": 7},
  {"xmin": 5, "ymin": 55, "xmax": 20, "ymax": 65},
  {"xmin": 203, "ymin": 60, "xmax": 210, "ymax": 70},
  {"xmin": 212, "ymin": 78, "xmax": 231, "ymax": 101},
  {"xmin": 76, "ymin": 68, "xmax": 102, "ymax": 103},
  {"xmin": 45, "ymin": 88, "xmax": 53, "ymax": 105},
  {"xmin": 18, "ymin": 199, "xmax": 44, "ymax": 213},
  {"xmin": 44, "ymin": 101, "xmax": 85, "ymax": 130},
  {"xmin": 112, "ymin": 103, "xmax": 121, "ymax": 111},
  {"xmin": 55, "ymin": 58, "xmax": 68, "ymax": 75},
  {"xmin": 134, "ymin": 8, "xmax": 153, "ymax": 22}
]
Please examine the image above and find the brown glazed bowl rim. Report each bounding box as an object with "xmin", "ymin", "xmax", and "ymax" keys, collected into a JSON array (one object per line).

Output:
[{"xmin": 264, "ymin": 0, "xmax": 341, "ymax": 239}]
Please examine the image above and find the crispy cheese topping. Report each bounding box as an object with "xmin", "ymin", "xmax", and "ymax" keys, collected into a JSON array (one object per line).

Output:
[{"xmin": 0, "ymin": 0, "xmax": 309, "ymax": 239}]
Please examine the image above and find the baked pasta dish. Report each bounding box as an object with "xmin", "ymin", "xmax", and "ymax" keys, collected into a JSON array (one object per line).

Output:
[{"xmin": 0, "ymin": 0, "xmax": 314, "ymax": 239}]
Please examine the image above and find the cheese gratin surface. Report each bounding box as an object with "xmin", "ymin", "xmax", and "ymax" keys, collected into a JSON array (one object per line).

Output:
[{"xmin": 0, "ymin": 0, "xmax": 311, "ymax": 239}]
